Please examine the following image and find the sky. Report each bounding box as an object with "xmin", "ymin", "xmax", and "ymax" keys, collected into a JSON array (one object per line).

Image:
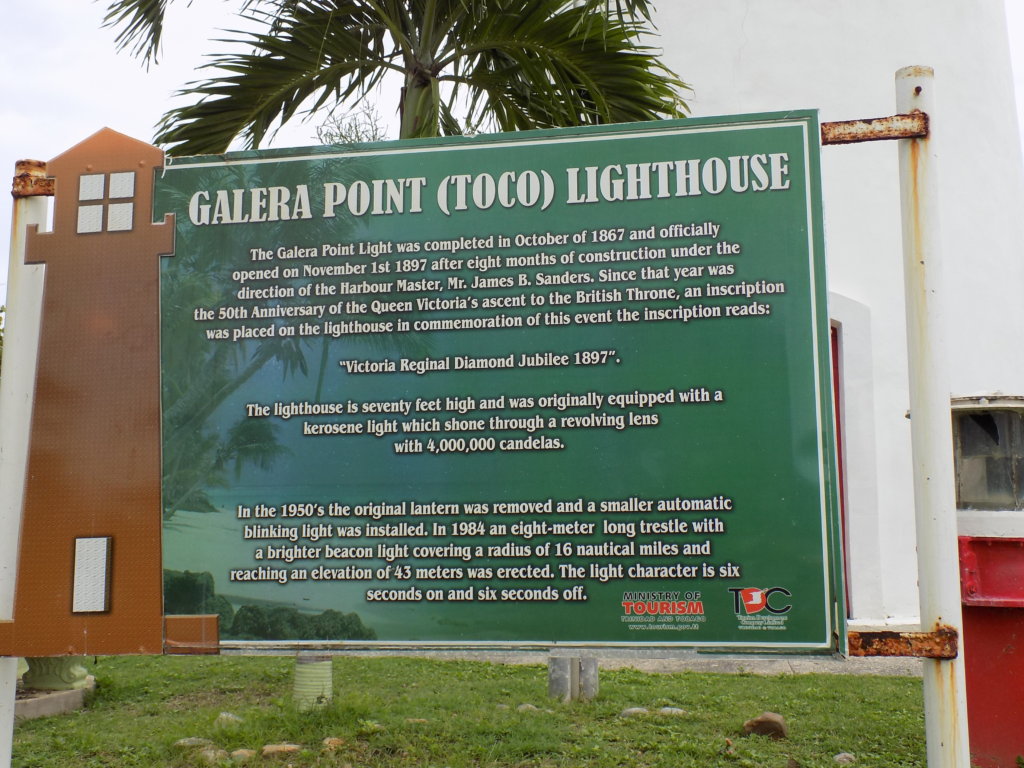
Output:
[{"xmin": 2, "ymin": 1, "xmax": 1024, "ymax": 304}]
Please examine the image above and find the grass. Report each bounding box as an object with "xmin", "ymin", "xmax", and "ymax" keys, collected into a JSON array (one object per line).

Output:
[{"xmin": 14, "ymin": 655, "xmax": 925, "ymax": 768}]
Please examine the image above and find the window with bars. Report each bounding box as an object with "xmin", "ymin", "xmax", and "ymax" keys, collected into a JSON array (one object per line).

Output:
[{"xmin": 954, "ymin": 409, "xmax": 1024, "ymax": 510}]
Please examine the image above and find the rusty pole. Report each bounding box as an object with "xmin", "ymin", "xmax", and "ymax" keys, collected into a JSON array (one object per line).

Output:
[
  {"xmin": 0, "ymin": 161, "xmax": 50, "ymax": 767},
  {"xmin": 895, "ymin": 66, "xmax": 970, "ymax": 767}
]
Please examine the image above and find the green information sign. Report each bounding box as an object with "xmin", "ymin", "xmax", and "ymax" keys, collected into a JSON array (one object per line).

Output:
[{"xmin": 156, "ymin": 112, "xmax": 844, "ymax": 650}]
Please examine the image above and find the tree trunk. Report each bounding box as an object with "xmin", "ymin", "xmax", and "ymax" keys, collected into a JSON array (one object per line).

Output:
[{"xmin": 400, "ymin": 74, "xmax": 439, "ymax": 140}]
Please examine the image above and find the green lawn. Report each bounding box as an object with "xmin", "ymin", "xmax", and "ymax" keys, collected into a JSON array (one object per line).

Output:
[{"xmin": 14, "ymin": 656, "xmax": 925, "ymax": 767}]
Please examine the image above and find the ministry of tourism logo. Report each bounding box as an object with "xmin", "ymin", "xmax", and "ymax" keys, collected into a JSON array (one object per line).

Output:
[
  {"xmin": 728, "ymin": 587, "xmax": 792, "ymax": 631},
  {"xmin": 620, "ymin": 591, "xmax": 706, "ymax": 631}
]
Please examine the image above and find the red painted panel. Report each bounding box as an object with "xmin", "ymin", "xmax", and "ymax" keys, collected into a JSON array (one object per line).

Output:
[
  {"xmin": 960, "ymin": 537, "xmax": 1024, "ymax": 765},
  {"xmin": 963, "ymin": 606, "xmax": 1024, "ymax": 767},
  {"xmin": 960, "ymin": 538, "xmax": 1024, "ymax": 607},
  {"xmin": 831, "ymin": 325, "xmax": 850, "ymax": 617}
]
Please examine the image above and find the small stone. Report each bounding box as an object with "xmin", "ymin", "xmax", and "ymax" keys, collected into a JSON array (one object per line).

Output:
[
  {"xmin": 406, "ymin": 717, "xmax": 429, "ymax": 723},
  {"xmin": 834, "ymin": 753, "xmax": 857, "ymax": 764},
  {"xmin": 620, "ymin": 707, "xmax": 649, "ymax": 717},
  {"xmin": 787, "ymin": 759, "xmax": 802, "ymax": 768},
  {"xmin": 198, "ymin": 747, "xmax": 229, "ymax": 764},
  {"xmin": 215, "ymin": 712, "xmax": 244, "ymax": 728},
  {"xmin": 262, "ymin": 743, "xmax": 302, "ymax": 757},
  {"xmin": 658, "ymin": 707, "xmax": 687, "ymax": 716},
  {"xmin": 517, "ymin": 703, "xmax": 540, "ymax": 712},
  {"xmin": 174, "ymin": 737, "xmax": 215, "ymax": 750},
  {"xmin": 742, "ymin": 711, "xmax": 789, "ymax": 740},
  {"xmin": 322, "ymin": 737, "xmax": 346, "ymax": 751},
  {"xmin": 231, "ymin": 749, "xmax": 257, "ymax": 761}
]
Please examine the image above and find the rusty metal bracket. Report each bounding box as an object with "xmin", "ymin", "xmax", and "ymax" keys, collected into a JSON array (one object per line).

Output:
[
  {"xmin": 12, "ymin": 159, "xmax": 54, "ymax": 198},
  {"xmin": 848, "ymin": 625, "xmax": 958, "ymax": 659},
  {"xmin": 821, "ymin": 112, "xmax": 929, "ymax": 145}
]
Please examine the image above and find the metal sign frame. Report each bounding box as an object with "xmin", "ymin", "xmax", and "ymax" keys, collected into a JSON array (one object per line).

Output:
[{"xmin": 154, "ymin": 112, "xmax": 845, "ymax": 652}]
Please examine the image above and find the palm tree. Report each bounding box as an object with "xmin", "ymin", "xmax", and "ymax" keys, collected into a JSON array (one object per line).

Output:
[{"xmin": 103, "ymin": 0, "xmax": 687, "ymax": 154}]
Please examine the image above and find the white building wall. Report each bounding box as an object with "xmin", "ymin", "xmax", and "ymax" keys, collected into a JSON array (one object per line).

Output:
[{"xmin": 654, "ymin": 1, "xmax": 1024, "ymax": 625}]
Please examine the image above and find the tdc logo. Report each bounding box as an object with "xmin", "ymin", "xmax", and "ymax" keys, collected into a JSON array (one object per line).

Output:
[{"xmin": 729, "ymin": 587, "xmax": 792, "ymax": 615}]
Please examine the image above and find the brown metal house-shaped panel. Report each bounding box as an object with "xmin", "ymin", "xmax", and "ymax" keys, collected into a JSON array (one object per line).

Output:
[{"xmin": 0, "ymin": 128, "xmax": 174, "ymax": 655}]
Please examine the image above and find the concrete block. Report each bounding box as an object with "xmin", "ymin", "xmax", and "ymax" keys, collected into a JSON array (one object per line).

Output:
[
  {"xmin": 547, "ymin": 657, "xmax": 577, "ymax": 702},
  {"xmin": 548, "ymin": 657, "xmax": 599, "ymax": 701},
  {"xmin": 579, "ymin": 657, "xmax": 599, "ymax": 700},
  {"xmin": 15, "ymin": 677, "xmax": 94, "ymax": 720}
]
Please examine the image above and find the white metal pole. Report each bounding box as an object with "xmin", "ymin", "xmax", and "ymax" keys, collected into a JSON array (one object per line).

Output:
[
  {"xmin": 0, "ymin": 659, "xmax": 14, "ymax": 768},
  {"xmin": 895, "ymin": 66, "xmax": 970, "ymax": 767},
  {"xmin": 0, "ymin": 161, "xmax": 49, "ymax": 767}
]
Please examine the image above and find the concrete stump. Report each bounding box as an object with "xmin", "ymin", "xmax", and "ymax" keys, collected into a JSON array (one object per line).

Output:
[
  {"xmin": 548, "ymin": 657, "xmax": 598, "ymax": 701},
  {"xmin": 23, "ymin": 657, "xmax": 88, "ymax": 690},
  {"xmin": 293, "ymin": 653, "xmax": 333, "ymax": 711}
]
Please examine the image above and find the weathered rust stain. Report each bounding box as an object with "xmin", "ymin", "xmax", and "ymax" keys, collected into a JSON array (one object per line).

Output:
[
  {"xmin": 929, "ymin": 655, "xmax": 964, "ymax": 758},
  {"xmin": 907, "ymin": 128, "xmax": 930, "ymax": 344},
  {"xmin": 821, "ymin": 112, "xmax": 929, "ymax": 145},
  {"xmin": 848, "ymin": 625, "xmax": 958, "ymax": 659},
  {"xmin": 910, "ymin": 136, "xmax": 922, "ymax": 261},
  {"xmin": 11, "ymin": 159, "xmax": 54, "ymax": 198}
]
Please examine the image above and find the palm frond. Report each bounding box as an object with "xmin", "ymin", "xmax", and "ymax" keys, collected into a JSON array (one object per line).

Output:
[
  {"xmin": 103, "ymin": 0, "xmax": 170, "ymax": 65},
  {"xmin": 157, "ymin": 3, "xmax": 402, "ymax": 154},
  {"xmin": 445, "ymin": 1, "xmax": 686, "ymax": 132},
  {"xmin": 153, "ymin": 0, "xmax": 687, "ymax": 153}
]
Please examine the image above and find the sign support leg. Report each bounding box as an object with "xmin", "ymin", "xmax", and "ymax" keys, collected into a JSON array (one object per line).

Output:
[
  {"xmin": 895, "ymin": 66, "xmax": 970, "ymax": 767},
  {"xmin": 0, "ymin": 659, "xmax": 16, "ymax": 766},
  {"xmin": 0, "ymin": 163, "xmax": 49, "ymax": 767}
]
